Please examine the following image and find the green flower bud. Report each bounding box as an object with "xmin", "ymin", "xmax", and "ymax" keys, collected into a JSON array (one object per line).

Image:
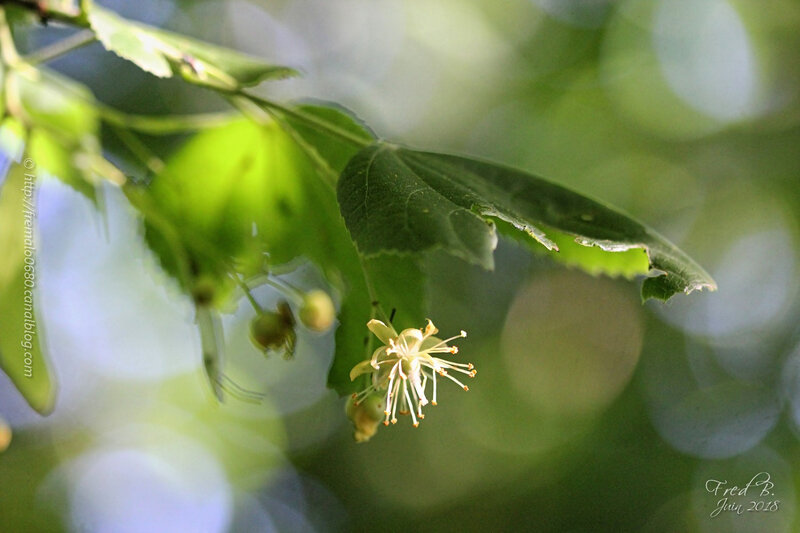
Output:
[
  {"xmin": 299, "ymin": 290, "xmax": 336, "ymax": 332},
  {"xmin": 0, "ymin": 417, "xmax": 11, "ymax": 453},
  {"xmin": 345, "ymin": 393, "xmax": 385, "ymax": 443},
  {"xmin": 191, "ymin": 275, "xmax": 216, "ymax": 306},
  {"xmin": 249, "ymin": 301, "xmax": 296, "ymax": 358}
]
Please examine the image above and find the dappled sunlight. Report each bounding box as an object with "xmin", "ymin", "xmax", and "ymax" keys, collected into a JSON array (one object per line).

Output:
[{"xmin": 1, "ymin": 0, "xmax": 798, "ymax": 531}]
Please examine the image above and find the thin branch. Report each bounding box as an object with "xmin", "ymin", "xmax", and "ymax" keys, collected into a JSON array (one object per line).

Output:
[
  {"xmin": 99, "ymin": 105, "xmax": 235, "ymax": 135},
  {"xmin": 0, "ymin": 0, "xmax": 87, "ymax": 27},
  {"xmin": 25, "ymin": 29, "xmax": 95, "ymax": 65},
  {"xmin": 108, "ymin": 125, "xmax": 165, "ymax": 174},
  {"xmin": 240, "ymin": 92, "xmax": 372, "ymax": 149}
]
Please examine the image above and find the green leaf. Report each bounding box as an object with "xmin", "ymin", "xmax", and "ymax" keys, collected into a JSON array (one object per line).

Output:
[
  {"xmin": 89, "ymin": 6, "xmax": 297, "ymax": 90},
  {"xmin": 28, "ymin": 129, "xmax": 97, "ymax": 202},
  {"xmin": 337, "ymin": 144, "xmax": 716, "ymax": 302},
  {"xmin": 0, "ymin": 136, "xmax": 57, "ymax": 415},
  {"xmin": 125, "ymin": 118, "xmax": 309, "ymax": 300},
  {"xmin": 494, "ymin": 219, "xmax": 650, "ymax": 279},
  {"xmin": 0, "ymin": 61, "xmax": 5, "ymax": 119},
  {"xmin": 276, "ymin": 107, "xmax": 426, "ymax": 394}
]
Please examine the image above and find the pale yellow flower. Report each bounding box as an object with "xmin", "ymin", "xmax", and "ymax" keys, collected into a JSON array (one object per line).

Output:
[{"xmin": 350, "ymin": 319, "xmax": 475, "ymax": 427}]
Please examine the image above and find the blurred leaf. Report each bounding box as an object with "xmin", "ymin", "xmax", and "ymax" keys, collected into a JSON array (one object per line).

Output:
[
  {"xmin": 10, "ymin": 66, "xmax": 96, "ymax": 142},
  {"xmin": 9, "ymin": 65, "xmax": 118, "ymax": 201},
  {"xmin": 337, "ymin": 144, "xmax": 716, "ymax": 301},
  {"xmin": 28, "ymin": 129, "xmax": 97, "ymax": 201},
  {"xmin": 0, "ymin": 62, "xmax": 5, "ymax": 119},
  {"xmin": 89, "ymin": 5, "xmax": 298, "ymax": 90},
  {"xmin": 127, "ymin": 118, "xmax": 312, "ymax": 293},
  {"xmin": 128, "ymin": 107, "xmax": 423, "ymax": 394},
  {"xmin": 0, "ymin": 119, "xmax": 25, "ymax": 163},
  {"xmin": 0, "ymin": 132, "xmax": 56, "ymax": 415}
]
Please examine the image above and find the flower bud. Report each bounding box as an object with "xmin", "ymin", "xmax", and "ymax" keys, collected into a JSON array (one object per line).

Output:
[
  {"xmin": 345, "ymin": 393, "xmax": 384, "ymax": 443},
  {"xmin": 249, "ymin": 301, "xmax": 296, "ymax": 358},
  {"xmin": 0, "ymin": 417, "xmax": 11, "ymax": 453},
  {"xmin": 250, "ymin": 313, "xmax": 287, "ymax": 351},
  {"xmin": 191, "ymin": 275, "xmax": 216, "ymax": 306},
  {"xmin": 299, "ymin": 290, "xmax": 336, "ymax": 332}
]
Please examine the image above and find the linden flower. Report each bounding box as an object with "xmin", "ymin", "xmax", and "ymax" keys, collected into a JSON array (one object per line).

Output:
[{"xmin": 349, "ymin": 319, "xmax": 476, "ymax": 427}]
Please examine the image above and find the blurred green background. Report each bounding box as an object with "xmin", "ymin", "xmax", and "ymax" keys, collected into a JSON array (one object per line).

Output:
[{"xmin": 1, "ymin": 0, "xmax": 799, "ymax": 531}]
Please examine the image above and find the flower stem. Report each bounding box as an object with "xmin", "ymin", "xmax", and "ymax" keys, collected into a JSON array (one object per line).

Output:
[
  {"xmin": 100, "ymin": 105, "xmax": 235, "ymax": 135},
  {"xmin": 108, "ymin": 125, "xmax": 165, "ymax": 174},
  {"xmin": 233, "ymin": 275, "xmax": 264, "ymax": 314},
  {"xmin": 24, "ymin": 29, "xmax": 95, "ymax": 64},
  {"xmin": 262, "ymin": 276, "xmax": 306, "ymax": 305},
  {"xmin": 241, "ymin": 92, "xmax": 372, "ymax": 149},
  {"xmin": 359, "ymin": 255, "xmax": 391, "ymax": 325}
]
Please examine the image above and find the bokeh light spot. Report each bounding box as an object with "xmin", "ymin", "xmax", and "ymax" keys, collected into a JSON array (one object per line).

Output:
[
  {"xmin": 66, "ymin": 440, "xmax": 232, "ymax": 533},
  {"xmin": 654, "ymin": 0, "xmax": 756, "ymax": 122},
  {"xmin": 501, "ymin": 271, "xmax": 643, "ymax": 417}
]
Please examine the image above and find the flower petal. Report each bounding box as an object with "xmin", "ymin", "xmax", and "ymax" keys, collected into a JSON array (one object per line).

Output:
[
  {"xmin": 370, "ymin": 346, "xmax": 387, "ymax": 368},
  {"xmin": 399, "ymin": 328, "xmax": 424, "ymax": 352},
  {"xmin": 423, "ymin": 319, "xmax": 438, "ymax": 337},
  {"xmin": 420, "ymin": 336, "xmax": 443, "ymax": 351},
  {"xmin": 350, "ymin": 360, "xmax": 374, "ymax": 381},
  {"xmin": 367, "ymin": 319, "xmax": 397, "ymax": 344}
]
